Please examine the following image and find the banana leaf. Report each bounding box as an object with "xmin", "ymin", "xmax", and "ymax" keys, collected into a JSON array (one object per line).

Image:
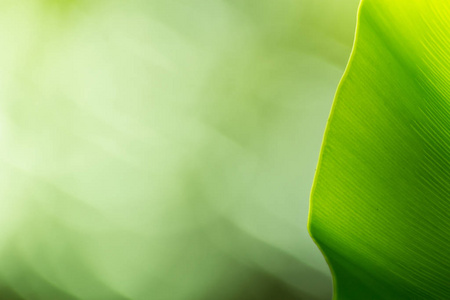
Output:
[{"xmin": 309, "ymin": 0, "xmax": 450, "ymax": 299}]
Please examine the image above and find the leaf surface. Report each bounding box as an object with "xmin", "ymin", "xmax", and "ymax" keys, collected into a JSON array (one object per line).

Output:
[{"xmin": 309, "ymin": 1, "xmax": 450, "ymax": 299}]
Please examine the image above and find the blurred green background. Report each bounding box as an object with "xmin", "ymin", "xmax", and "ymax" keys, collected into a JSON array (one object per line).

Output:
[{"xmin": 0, "ymin": 0, "xmax": 359, "ymax": 299}]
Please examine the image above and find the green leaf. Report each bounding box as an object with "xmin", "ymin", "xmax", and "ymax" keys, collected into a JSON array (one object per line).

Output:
[{"xmin": 309, "ymin": 0, "xmax": 450, "ymax": 299}]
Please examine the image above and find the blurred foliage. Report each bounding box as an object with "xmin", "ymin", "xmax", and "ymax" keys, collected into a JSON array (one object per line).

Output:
[{"xmin": 0, "ymin": 0, "xmax": 358, "ymax": 299}]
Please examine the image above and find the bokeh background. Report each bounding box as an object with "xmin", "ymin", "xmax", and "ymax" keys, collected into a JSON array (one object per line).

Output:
[{"xmin": 0, "ymin": 0, "xmax": 359, "ymax": 299}]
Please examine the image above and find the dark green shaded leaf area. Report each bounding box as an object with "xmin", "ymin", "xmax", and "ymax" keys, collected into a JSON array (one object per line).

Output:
[{"xmin": 309, "ymin": 1, "xmax": 450, "ymax": 299}]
